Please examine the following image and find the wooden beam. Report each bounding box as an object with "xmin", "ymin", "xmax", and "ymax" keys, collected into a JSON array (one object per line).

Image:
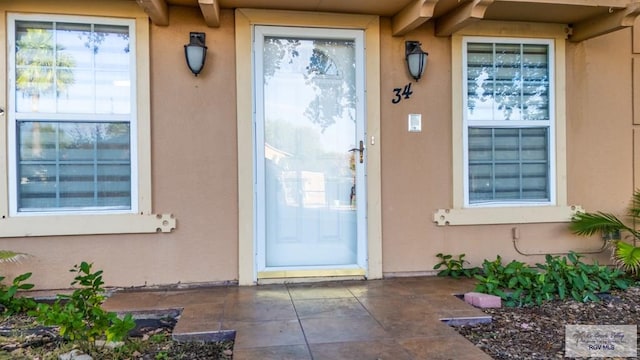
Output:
[
  {"xmin": 635, "ymin": 58, "xmax": 640, "ymax": 124},
  {"xmin": 635, "ymin": 16, "xmax": 640, "ymax": 53},
  {"xmin": 570, "ymin": 2, "xmax": 640, "ymax": 42},
  {"xmin": 635, "ymin": 129, "xmax": 640, "ymax": 192},
  {"xmin": 136, "ymin": 0, "xmax": 169, "ymax": 26},
  {"xmin": 199, "ymin": 0, "xmax": 221, "ymax": 28},
  {"xmin": 435, "ymin": 0, "xmax": 494, "ymax": 37},
  {"xmin": 392, "ymin": 0, "xmax": 439, "ymax": 36}
]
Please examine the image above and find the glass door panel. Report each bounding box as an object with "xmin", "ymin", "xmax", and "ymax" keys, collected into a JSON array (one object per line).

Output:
[{"xmin": 255, "ymin": 26, "xmax": 365, "ymax": 270}]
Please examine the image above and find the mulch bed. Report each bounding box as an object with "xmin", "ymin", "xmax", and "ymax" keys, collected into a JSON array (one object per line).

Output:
[
  {"xmin": 0, "ymin": 313, "xmax": 233, "ymax": 359},
  {"xmin": 452, "ymin": 286, "xmax": 640, "ymax": 359}
]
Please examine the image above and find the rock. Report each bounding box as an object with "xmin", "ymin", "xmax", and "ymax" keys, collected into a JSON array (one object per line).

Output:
[
  {"xmin": 464, "ymin": 292, "xmax": 502, "ymax": 308},
  {"xmin": 94, "ymin": 340, "xmax": 124, "ymax": 349},
  {"xmin": 58, "ymin": 349, "xmax": 93, "ymax": 360}
]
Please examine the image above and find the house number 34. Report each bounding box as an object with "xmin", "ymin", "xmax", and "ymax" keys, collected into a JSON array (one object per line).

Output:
[{"xmin": 391, "ymin": 83, "xmax": 414, "ymax": 104}]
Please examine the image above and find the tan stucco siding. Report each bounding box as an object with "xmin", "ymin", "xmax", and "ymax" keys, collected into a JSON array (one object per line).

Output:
[
  {"xmin": 566, "ymin": 29, "xmax": 634, "ymax": 211},
  {"xmin": 380, "ymin": 22, "xmax": 635, "ymax": 274},
  {"xmin": 147, "ymin": 7, "xmax": 239, "ymax": 285},
  {"xmin": 0, "ymin": 6, "xmax": 240, "ymax": 289},
  {"xmin": 0, "ymin": 2, "xmax": 637, "ymax": 289}
]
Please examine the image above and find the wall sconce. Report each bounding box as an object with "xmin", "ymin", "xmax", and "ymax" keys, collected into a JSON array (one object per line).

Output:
[
  {"xmin": 184, "ymin": 32, "xmax": 207, "ymax": 76},
  {"xmin": 405, "ymin": 41, "xmax": 428, "ymax": 81}
]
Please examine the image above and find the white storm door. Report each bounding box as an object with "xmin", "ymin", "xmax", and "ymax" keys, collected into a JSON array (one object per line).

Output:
[{"xmin": 255, "ymin": 26, "xmax": 367, "ymax": 272}]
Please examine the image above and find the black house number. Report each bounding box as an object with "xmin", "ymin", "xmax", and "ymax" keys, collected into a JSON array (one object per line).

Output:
[{"xmin": 391, "ymin": 83, "xmax": 414, "ymax": 104}]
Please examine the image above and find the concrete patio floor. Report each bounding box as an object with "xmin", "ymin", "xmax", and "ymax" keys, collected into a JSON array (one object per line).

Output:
[{"xmin": 102, "ymin": 277, "xmax": 493, "ymax": 359}]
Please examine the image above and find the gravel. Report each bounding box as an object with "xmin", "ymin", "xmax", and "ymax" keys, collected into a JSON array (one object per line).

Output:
[{"xmin": 452, "ymin": 286, "xmax": 640, "ymax": 359}]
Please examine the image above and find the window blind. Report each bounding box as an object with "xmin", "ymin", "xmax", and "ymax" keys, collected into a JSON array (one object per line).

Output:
[
  {"xmin": 468, "ymin": 127, "xmax": 549, "ymax": 203},
  {"xmin": 17, "ymin": 122, "xmax": 131, "ymax": 211}
]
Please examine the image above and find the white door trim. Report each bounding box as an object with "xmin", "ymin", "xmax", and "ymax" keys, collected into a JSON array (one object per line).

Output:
[
  {"xmin": 235, "ymin": 9, "xmax": 381, "ymax": 285},
  {"xmin": 254, "ymin": 25, "xmax": 367, "ymax": 273}
]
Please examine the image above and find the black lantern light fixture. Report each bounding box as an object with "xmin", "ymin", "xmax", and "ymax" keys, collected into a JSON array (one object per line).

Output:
[
  {"xmin": 405, "ymin": 41, "xmax": 428, "ymax": 81},
  {"xmin": 184, "ymin": 32, "xmax": 207, "ymax": 76}
]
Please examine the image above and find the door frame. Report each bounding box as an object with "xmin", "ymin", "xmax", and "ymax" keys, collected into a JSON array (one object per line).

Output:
[
  {"xmin": 254, "ymin": 25, "xmax": 367, "ymax": 273},
  {"xmin": 235, "ymin": 9, "xmax": 381, "ymax": 285}
]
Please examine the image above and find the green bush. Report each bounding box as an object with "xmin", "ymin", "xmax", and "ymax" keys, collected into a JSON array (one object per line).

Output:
[
  {"xmin": 433, "ymin": 253, "xmax": 480, "ymax": 278},
  {"xmin": 32, "ymin": 262, "xmax": 136, "ymax": 352},
  {"xmin": 0, "ymin": 272, "xmax": 36, "ymax": 314},
  {"xmin": 474, "ymin": 252, "xmax": 632, "ymax": 307}
]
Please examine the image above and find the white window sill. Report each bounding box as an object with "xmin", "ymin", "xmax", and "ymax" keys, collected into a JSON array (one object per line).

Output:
[
  {"xmin": 433, "ymin": 205, "xmax": 583, "ymax": 226},
  {"xmin": 0, "ymin": 213, "xmax": 176, "ymax": 237}
]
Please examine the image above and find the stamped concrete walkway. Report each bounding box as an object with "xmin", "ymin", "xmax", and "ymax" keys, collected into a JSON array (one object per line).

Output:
[{"xmin": 103, "ymin": 277, "xmax": 493, "ymax": 360}]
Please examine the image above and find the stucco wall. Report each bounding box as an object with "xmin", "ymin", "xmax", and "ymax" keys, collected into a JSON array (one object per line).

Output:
[
  {"xmin": 0, "ymin": 7, "xmax": 240, "ymax": 289},
  {"xmin": 0, "ymin": 3, "xmax": 636, "ymax": 289},
  {"xmin": 380, "ymin": 22, "xmax": 635, "ymax": 273}
]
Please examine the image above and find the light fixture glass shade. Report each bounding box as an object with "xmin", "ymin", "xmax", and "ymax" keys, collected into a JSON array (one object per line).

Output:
[
  {"xmin": 405, "ymin": 41, "xmax": 428, "ymax": 81},
  {"xmin": 184, "ymin": 32, "xmax": 207, "ymax": 76}
]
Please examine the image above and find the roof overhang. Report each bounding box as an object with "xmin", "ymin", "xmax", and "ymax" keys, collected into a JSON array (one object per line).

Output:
[{"xmin": 135, "ymin": 0, "xmax": 640, "ymax": 42}]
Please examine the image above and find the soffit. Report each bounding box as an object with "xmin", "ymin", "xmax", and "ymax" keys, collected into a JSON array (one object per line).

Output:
[
  {"xmin": 167, "ymin": 0, "xmax": 415, "ymax": 16},
  {"xmin": 139, "ymin": 0, "xmax": 640, "ymax": 41}
]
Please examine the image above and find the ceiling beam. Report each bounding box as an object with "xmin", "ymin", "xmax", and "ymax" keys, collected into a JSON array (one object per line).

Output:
[
  {"xmin": 199, "ymin": 0, "xmax": 221, "ymax": 28},
  {"xmin": 392, "ymin": 0, "xmax": 440, "ymax": 36},
  {"xmin": 569, "ymin": 2, "xmax": 640, "ymax": 42},
  {"xmin": 435, "ymin": 0, "xmax": 494, "ymax": 37},
  {"xmin": 136, "ymin": 0, "xmax": 169, "ymax": 26}
]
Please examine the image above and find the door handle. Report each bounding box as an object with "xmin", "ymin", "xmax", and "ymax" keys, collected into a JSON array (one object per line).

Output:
[{"xmin": 348, "ymin": 140, "xmax": 365, "ymax": 164}]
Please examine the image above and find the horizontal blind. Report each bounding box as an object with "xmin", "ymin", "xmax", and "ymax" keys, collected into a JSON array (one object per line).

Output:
[
  {"xmin": 468, "ymin": 127, "xmax": 549, "ymax": 203},
  {"xmin": 17, "ymin": 122, "xmax": 131, "ymax": 211}
]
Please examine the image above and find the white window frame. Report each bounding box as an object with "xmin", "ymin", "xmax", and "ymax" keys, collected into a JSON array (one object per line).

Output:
[
  {"xmin": 0, "ymin": 2, "xmax": 174, "ymax": 236},
  {"xmin": 7, "ymin": 14, "xmax": 139, "ymax": 216},
  {"xmin": 462, "ymin": 37, "xmax": 556, "ymax": 208},
  {"xmin": 433, "ymin": 22, "xmax": 582, "ymax": 226}
]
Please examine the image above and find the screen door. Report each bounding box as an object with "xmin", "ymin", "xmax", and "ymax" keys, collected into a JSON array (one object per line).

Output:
[{"xmin": 254, "ymin": 26, "xmax": 367, "ymax": 271}]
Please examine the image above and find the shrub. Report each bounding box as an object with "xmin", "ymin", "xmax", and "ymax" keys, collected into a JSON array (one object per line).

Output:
[
  {"xmin": 433, "ymin": 253, "xmax": 480, "ymax": 278},
  {"xmin": 0, "ymin": 272, "xmax": 36, "ymax": 314},
  {"xmin": 474, "ymin": 252, "xmax": 632, "ymax": 307},
  {"xmin": 32, "ymin": 262, "xmax": 135, "ymax": 352},
  {"xmin": 0, "ymin": 251, "xmax": 36, "ymax": 314}
]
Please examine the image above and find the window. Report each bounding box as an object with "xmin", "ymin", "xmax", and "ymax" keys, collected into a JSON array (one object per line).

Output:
[
  {"xmin": 8, "ymin": 15, "xmax": 137, "ymax": 215},
  {"xmin": 0, "ymin": 6, "xmax": 172, "ymax": 237},
  {"xmin": 463, "ymin": 38, "xmax": 554, "ymax": 207},
  {"xmin": 433, "ymin": 24, "xmax": 581, "ymax": 226}
]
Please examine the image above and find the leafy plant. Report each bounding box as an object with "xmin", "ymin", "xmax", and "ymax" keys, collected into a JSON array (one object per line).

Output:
[
  {"xmin": 433, "ymin": 253, "xmax": 480, "ymax": 278},
  {"xmin": 0, "ymin": 272, "xmax": 36, "ymax": 314},
  {"xmin": 474, "ymin": 252, "xmax": 631, "ymax": 307},
  {"xmin": 0, "ymin": 251, "xmax": 35, "ymax": 314},
  {"xmin": 570, "ymin": 190, "xmax": 640, "ymax": 275},
  {"xmin": 32, "ymin": 262, "xmax": 135, "ymax": 352},
  {"xmin": 475, "ymin": 257, "xmax": 541, "ymax": 307}
]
